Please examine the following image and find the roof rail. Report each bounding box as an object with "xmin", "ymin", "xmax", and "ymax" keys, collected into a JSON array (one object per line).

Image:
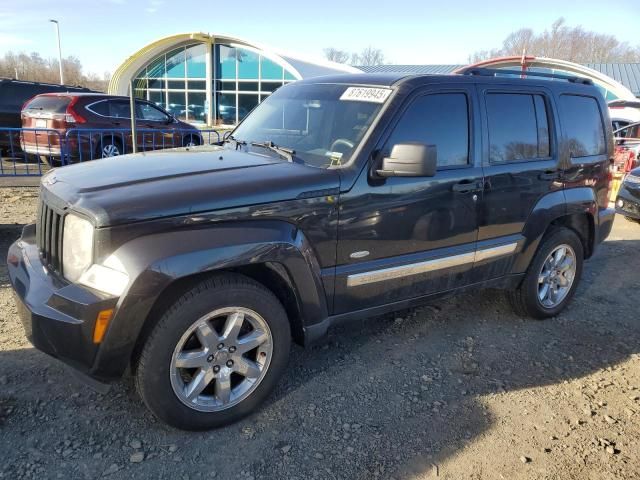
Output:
[{"xmin": 462, "ymin": 68, "xmax": 593, "ymax": 85}]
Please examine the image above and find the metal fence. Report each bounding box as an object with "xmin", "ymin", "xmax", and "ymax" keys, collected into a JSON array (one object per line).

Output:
[{"xmin": 0, "ymin": 127, "xmax": 222, "ymax": 176}]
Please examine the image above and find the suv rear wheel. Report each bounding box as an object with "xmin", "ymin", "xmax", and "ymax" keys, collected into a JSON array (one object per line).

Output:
[
  {"xmin": 507, "ymin": 227, "xmax": 584, "ymax": 319},
  {"xmin": 97, "ymin": 138, "xmax": 123, "ymax": 158},
  {"xmin": 135, "ymin": 273, "xmax": 291, "ymax": 430}
]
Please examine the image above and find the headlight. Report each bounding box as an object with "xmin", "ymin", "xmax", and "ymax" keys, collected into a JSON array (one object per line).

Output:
[
  {"xmin": 62, "ymin": 214, "xmax": 94, "ymax": 282},
  {"xmin": 78, "ymin": 255, "xmax": 129, "ymax": 297},
  {"xmin": 624, "ymin": 174, "xmax": 640, "ymax": 185}
]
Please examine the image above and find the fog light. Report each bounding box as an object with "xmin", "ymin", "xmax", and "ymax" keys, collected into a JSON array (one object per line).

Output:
[
  {"xmin": 93, "ymin": 309, "xmax": 114, "ymax": 344},
  {"xmin": 617, "ymin": 199, "xmax": 624, "ymax": 208}
]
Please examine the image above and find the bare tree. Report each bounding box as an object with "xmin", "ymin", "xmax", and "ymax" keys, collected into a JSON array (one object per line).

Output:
[
  {"xmin": 470, "ymin": 17, "xmax": 640, "ymax": 63},
  {"xmin": 0, "ymin": 51, "xmax": 110, "ymax": 91},
  {"xmin": 323, "ymin": 47, "xmax": 351, "ymax": 64},
  {"xmin": 353, "ymin": 46, "xmax": 385, "ymax": 66}
]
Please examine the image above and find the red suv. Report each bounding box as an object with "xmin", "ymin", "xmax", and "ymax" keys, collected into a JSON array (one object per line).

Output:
[{"xmin": 21, "ymin": 93, "xmax": 202, "ymax": 164}]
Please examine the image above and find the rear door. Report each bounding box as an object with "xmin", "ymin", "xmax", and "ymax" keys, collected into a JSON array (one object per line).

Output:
[
  {"xmin": 334, "ymin": 86, "xmax": 483, "ymax": 314},
  {"xmin": 473, "ymin": 85, "xmax": 562, "ymax": 282}
]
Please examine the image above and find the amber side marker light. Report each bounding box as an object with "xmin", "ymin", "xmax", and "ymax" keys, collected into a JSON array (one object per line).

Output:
[{"xmin": 93, "ymin": 309, "xmax": 114, "ymax": 344}]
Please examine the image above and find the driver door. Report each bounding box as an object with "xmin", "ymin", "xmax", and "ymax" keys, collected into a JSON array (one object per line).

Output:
[
  {"xmin": 334, "ymin": 87, "xmax": 483, "ymax": 314},
  {"xmin": 136, "ymin": 101, "xmax": 172, "ymax": 151}
]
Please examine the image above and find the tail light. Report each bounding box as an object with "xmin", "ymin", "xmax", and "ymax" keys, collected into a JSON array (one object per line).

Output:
[{"xmin": 64, "ymin": 97, "xmax": 86, "ymax": 124}]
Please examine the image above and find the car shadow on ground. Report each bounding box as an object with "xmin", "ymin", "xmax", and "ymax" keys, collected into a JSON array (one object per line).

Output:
[{"xmin": 1, "ymin": 238, "xmax": 639, "ymax": 479}]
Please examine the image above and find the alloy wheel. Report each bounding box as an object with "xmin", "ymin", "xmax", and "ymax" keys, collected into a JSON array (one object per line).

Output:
[
  {"xmin": 537, "ymin": 244, "xmax": 576, "ymax": 308},
  {"xmin": 170, "ymin": 307, "xmax": 273, "ymax": 412},
  {"xmin": 102, "ymin": 144, "xmax": 120, "ymax": 157}
]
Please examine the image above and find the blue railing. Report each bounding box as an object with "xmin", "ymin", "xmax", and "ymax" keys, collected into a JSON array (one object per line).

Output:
[{"xmin": 0, "ymin": 127, "xmax": 222, "ymax": 176}]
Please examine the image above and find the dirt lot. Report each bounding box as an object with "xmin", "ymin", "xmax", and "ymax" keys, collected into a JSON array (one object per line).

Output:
[{"xmin": 1, "ymin": 186, "xmax": 639, "ymax": 480}]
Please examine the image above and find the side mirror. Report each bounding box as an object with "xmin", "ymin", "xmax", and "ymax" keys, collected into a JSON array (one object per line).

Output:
[{"xmin": 376, "ymin": 143, "xmax": 437, "ymax": 177}]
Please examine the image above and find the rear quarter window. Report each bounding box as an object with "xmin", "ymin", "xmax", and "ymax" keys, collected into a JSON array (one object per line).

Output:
[
  {"xmin": 24, "ymin": 96, "xmax": 71, "ymax": 114},
  {"xmin": 559, "ymin": 95, "xmax": 606, "ymax": 157}
]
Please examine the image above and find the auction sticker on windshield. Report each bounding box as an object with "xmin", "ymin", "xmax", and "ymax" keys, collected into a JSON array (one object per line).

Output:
[{"xmin": 340, "ymin": 87, "xmax": 392, "ymax": 103}]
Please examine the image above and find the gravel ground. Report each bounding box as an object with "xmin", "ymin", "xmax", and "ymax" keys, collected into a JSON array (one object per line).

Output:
[{"xmin": 1, "ymin": 186, "xmax": 639, "ymax": 480}]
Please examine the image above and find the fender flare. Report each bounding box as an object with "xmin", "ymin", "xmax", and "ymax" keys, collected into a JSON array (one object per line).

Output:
[
  {"xmin": 512, "ymin": 187, "xmax": 597, "ymax": 273},
  {"xmin": 90, "ymin": 220, "xmax": 328, "ymax": 379}
]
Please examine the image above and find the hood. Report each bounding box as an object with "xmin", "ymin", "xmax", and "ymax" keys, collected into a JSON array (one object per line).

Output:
[{"xmin": 42, "ymin": 145, "xmax": 340, "ymax": 227}]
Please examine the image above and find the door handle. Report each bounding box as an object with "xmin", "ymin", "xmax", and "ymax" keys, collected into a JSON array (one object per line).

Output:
[{"xmin": 452, "ymin": 180, "xmax": 483, "ymax": 193}]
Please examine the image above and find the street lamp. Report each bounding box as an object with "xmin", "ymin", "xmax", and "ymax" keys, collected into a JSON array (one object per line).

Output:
[{"xmin": 49, "ymin": 19, "xmax": 64, "ymax": 85}]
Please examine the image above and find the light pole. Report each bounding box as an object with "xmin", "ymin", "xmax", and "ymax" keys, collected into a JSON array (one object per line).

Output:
[{"xmin": 49, "ymin": 19, "xmax": 64, "ymax": 85}]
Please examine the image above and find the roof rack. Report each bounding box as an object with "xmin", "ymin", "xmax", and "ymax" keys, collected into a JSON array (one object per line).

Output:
[{"xmin": 462, "ymin": 68, "xmax": 593, "ymax": 85}]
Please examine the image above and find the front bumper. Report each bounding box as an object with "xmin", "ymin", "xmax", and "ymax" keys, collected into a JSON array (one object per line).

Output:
[
  {"xmin": 7, "ymin": 224, "xmax": 118, "ymax": 380},
  {"xmin": 615, "ymin": 182, "xmax": 640, "ymax": 220}
]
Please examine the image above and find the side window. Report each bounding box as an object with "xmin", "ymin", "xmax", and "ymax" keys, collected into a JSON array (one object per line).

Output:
[
  {"xmin": 559, "ymin": 95, "xmax": 606, "ymax": 157},
  {"xmin": 486, "ymin": 93, "xmax": 550, "ymax": 163},
  {"xmin": 109, "ymin": 101, "xmax": 131, "ymax": 119},
  {"xmin": 87, "ymin": 101, "xmax": 109, "ymax": 116},
  {"xmin": 385, "ymin": 93, "xmax": 469, "ymax": 168},
  {"xmin": 137, "ymin": 102, "xmax": 170, "ymax": 122}
]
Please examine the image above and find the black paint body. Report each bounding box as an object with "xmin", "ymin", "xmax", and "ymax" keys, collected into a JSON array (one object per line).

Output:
[{"xmin": 8, "ymin": 73, "xmax": 615, "ymax": 382}]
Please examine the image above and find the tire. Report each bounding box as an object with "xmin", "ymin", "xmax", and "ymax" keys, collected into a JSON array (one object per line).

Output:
[
  {"xmin": 183, "ymin": 134, "xmax": 201, "ymax": 147},
  {"xmin": 135, "ymin": 273, "xmax": 291, "ymax": 430},
  {"xmin": 96, "ymin": 138, "xmax": 123, "ymax": 158},
  {"xmin": 507, "ymin": 227, "xmax": 584, "ymax": 319},
  {"xmin": 624, "ymin": 216, "xmax": 640, "ymax": 224}
]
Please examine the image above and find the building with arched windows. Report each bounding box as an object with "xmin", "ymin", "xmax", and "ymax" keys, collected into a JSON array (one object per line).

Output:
[{"xmin": 108, "ymin": 33, "xmax": 359, "ymax": 127}]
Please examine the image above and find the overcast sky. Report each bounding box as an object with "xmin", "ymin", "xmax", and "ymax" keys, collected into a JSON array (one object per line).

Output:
[{"xmin": 1, "ymin": 0, "xmax": 639, "ymax": 75}]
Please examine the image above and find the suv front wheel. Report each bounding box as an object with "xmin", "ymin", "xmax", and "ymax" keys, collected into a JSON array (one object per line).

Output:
[
  {"xmin": 135, "ymin": 273, "xmax": 291, "ymax": 430},
  {"xmin": 507, "ymin": 227, "xmax": 584, "ymax": 319}
]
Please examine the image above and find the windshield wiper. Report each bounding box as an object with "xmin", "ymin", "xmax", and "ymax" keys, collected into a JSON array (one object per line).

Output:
[
  {"xmin": 224, "ymin": 134, "xmax": 246, "ymax": 149},
  {"xmin": 250, "ymin": 141, "xmax": 296, "ymax": 162}
]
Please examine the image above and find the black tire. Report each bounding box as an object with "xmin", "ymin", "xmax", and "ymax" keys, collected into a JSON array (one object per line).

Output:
[
  {"xmin": 507, "ymin": 227, "xmax": 584, "ymax": 319},
  {"xmin": 135, "ymin": 273, "xmax": 291, "ymax": 430},
  {"xmin": 183, "ymin": 134, "xmax": 201, "ymax": 147},
  {"xmin": 96, "ymin": 138, "xmax": 123, "ymax": 159}
]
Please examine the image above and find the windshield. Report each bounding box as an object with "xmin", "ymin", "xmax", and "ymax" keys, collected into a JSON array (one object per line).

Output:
[{"xmin": 229, "ymin": 83, "xmax": 390, "ymax": 168}]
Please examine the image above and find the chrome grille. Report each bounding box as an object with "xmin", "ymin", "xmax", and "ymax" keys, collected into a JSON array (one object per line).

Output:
[{"xmin": 37, "ymin": 200, "xmax": 64, "ymax": 273}]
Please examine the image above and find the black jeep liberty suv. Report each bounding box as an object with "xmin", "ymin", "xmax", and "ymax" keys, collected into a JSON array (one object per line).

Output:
[{"xmin": 8, "ymin": 69, "xmax": 615, "ymax": 430}]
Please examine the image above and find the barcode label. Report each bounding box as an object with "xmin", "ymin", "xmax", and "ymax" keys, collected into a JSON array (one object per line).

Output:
[{"xmin": 340, "ymin": 87, "xmax": 392, "ymax": 103}]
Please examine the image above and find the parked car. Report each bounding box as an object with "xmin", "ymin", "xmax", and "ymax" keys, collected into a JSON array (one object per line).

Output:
[
  {"xmin": 608, "ymin": 99, "xmax": 640, "ymax": 132},
  {"xmin": 0, "ymin": 78, "xmax": 94, "ymax": 156},
  {"xmin": 615, "ymin": 167, "xmax": 640, "ymax": 223},
  {"xmin": 8, "ymin": 70, "xmax": 615, "ymax": 430},
  {"xmin": 20, "ymin": 93, "xmax": 202, "ymax": 164},
  {"xmin": 613, "ymin": 122, "xmax": 640, "ymax": 173}
]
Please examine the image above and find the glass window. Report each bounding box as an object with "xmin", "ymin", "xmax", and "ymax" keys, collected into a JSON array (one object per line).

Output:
[
  {"xmin": 238, "ymin": 48, "xmax": 259, "ymax": 79},
  {"xmin": 559, "ymin": 95, "xmax": 606, "ymax": 157},
  {"xmin": 238, "ymin": 81, "xmax": 259, "ymax": 91},
  {"xmin": 284, "ymin": 70, "xmax": 297, "ymax": 81},
  {"xmin": 187, "ymin": 91, "xmax": 206, "ymax": 123},
  {"xmin": 260, "ymin": 57, "xmax": 283, "ymax": 80},
  {"xmin": 167, "ymin": 91, "xmax": 186, "ymax": 120},
  {"xmin": 231, "ymin": 83, "xmax": 387, "ymax": 168},
  {"xmin": 88, "ymin": 100, "xmax": 109, "ymax": 116},
  {"xmin": 133, "ymin": 78, "xmax": 147, "ymax": 90},
  {"xmin": 217, "ymin": 81, "xmax": 236, "ymax": 91},
  {"xmin": 166, "ymin": 47, "xmax": 185, "ymax": 78},
  {"xmin": 217, "ymin": 93, "xmax": 236, "ymax": 125},
  {"xmin": 186, "ymin": 44, "xmax": 206, "ymax": 78},
  {"xmin": 167, "ymin": 79, "xmax": 185, "ymax": 89},
  {"xmin": 486, "ymin": 93, "xmax": 550, "ymax": 163},
  {"xmin": 238, "ymin": 94, "xmax": 259, "ymax": 122},
  {"xmin": 188, "ymin": 80, "xmax": 206, "ymax": 90},
  {"xmin": 218, "ymin": 45, "xmax": 237, "ymax": 80},
  {"xmin": 137, "ymin": 102, "xmax": 169, "ymax": 122},
  {"xmin": 148, "ymin": 78, "xmax": 165, "ymax": 89},
  {"xmin": 148, "ymin": 90, "xmax": 165, "ymax": 109},
  {"xmin": 133, "ymin": 89, "xmax": 146, "ymax": 100},
  {"xmin": 147, "ymin": 56, "xmax": 165, "ymax": 78},
  {"xmin": 260, "ymin": 81, "xmax": 282, "ymax": 93},
  {"xmin": 385, "ymin": 93, "xmax": 469, "ymax": 167},
  {"xmin": 109, "ymin": 101, "xmax": 131, "ymax": 119}
]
